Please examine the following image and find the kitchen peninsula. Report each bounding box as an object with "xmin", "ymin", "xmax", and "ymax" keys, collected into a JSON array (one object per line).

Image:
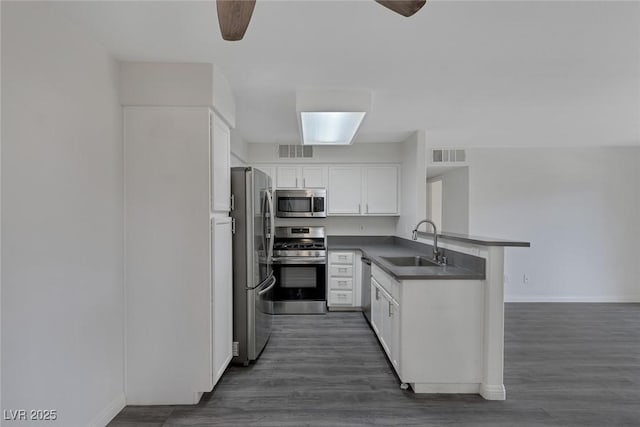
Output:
[{"xmin": 328, "ymin": 233, "xmax": 530, "ymax": 400}]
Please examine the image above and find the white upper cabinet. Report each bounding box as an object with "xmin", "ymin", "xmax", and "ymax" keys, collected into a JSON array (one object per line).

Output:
[
  {"xmin": 364, "ymin": 166, "xmax": 398, "ymax": 215},
  {"xmin": 211, "ymin": 112, "xmax": 231, "ymax": 213},
  {"xmin": 328, "ymin": 166, "xmax": 363, "ymax": 214},
  {"xmin": 255, "ymin": 165, "xmax": 276, "ymax": 191},
  {"xmin": 328, "ymin": 165, "xmax": 399, "ymax": 216},
  {"xmin": 301, "ymin": 166, "xmax": 325, "ymax": 188},
  {"xmin": 276, "ymin": 166, "xmax": 326, "ymax": 189},
  {"xmin": 276, "ymin": 166, "xmax": 299, "ymax": 188}
]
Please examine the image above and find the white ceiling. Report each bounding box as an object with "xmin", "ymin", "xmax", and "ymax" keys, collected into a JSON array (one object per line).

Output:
[{"xmin": 52, "ymin": 0, "xmax": 640, "ymax": 147}]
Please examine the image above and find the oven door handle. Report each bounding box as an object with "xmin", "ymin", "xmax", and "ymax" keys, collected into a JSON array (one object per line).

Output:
[
  {"xmin": 271, "ymin": 257, "xmax": 327, "ymax": 265},
  {"xmin": 257, "ymin": 275, "xmax": 277, "ymax": 296}
]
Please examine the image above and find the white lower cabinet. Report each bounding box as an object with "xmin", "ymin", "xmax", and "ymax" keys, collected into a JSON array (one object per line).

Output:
[
  {"xmin": 370, "ymin": 282, "xmax": 382, "ymax": 336},
  {"xmin": 327, "ymin": 250, "xmax": 361, "ymax": 309},
  {"xmin": 329, "ymin": 290, "xmax": 354, "ymax": 305},
  {"xmin": 386, "ymin": 294, "xmax": 400, "ymax": 371},
  {"xmin": 329, "ymin": 265, "xmax": 353, "ymax": 277},
  {"xmin": 330, "ymin": 277, "xmax": 353, "ymax": 290},
  {"xmin": 371, "ymin": 277, "xmax": 399, "ymax": 373},
  {"xmin": 211, "ymin": 216, "xmax": 233, "ymax": 385},
  {"xmin": 370, "ymin": 262, "xmax": 484, "ymax": 393}
]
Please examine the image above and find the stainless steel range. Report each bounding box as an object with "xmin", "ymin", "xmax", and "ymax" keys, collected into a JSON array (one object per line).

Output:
[{"xmin": 271, "ymin": 226, "xmax": 327, "ymax": 314}]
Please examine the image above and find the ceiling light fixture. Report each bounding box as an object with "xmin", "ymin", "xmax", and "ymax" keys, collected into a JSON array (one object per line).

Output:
[
  {"xmin": 300, "ymin": 112, "xmax": 366, "ymax": 145},
  {"xmin": 296, "ymin": 90, "xmax": 372, "ymax": 146}
]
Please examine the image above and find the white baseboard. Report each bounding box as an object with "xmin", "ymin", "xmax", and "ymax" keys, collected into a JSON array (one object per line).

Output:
[
  {"xmin": 411, "ymin": 382, "xmax": 480, "ymax": 394},
  {"xmin": 480, "ymin": 383, "xmax": 506, "ymax": 400},
  {"xmin": 89, "ymin": 393, "xmax": 125, "ymax": 427},
  {"xmin": 506, "ymin": 295, "xmax": 640, "ymax": 303}
]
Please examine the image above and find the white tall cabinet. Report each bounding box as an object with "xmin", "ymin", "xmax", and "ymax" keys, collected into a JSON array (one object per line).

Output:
[{"xmin": 122, "ymin": 62, "xmax": 235, "ymax": 405}]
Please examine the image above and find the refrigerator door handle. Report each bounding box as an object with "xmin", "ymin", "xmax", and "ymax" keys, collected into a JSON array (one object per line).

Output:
[
  {"xmin": 266, "ymin": 190, "xmax": 275, "ymax": 262},
  {"xmin": 257, "ymin": 274, "xmax": 277, "ymax": 296},
  {"xmin": 261, "ymin": 191, "xmax": 269, "ymax": 263}
]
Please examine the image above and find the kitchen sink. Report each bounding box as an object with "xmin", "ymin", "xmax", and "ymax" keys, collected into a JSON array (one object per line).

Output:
[{"xmin": 381, "ymin": 256, "xmax": 441, "ymax": 267}]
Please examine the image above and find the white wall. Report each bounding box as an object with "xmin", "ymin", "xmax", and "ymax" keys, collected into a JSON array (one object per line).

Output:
[
  {"xmin": 440, "ymin": 167, "xmax": 469, "ymax": 234},
  {"xmin": 230, "ymin": 129, "xmax": 249, "ymax": 166},
  {"xmin": 249, "ymin": 142, "xmax": 403, "ymax": 164},
  {"xmin": 2, "ymin": 2, "xmax": 124, "ymax": 426},
  {"xmin": 275, "ymin": 217, "xmax": 398, "ymax": 236},
  {"xmin": 396, "ymin": 131, "xmax": 427, "ymax": 239},
  {"xmin": 466, "ymin": 147, "xmax": 640, "ymax": 302},
  {"xmin": 119, "ymin": 62, "xmax": 236, "ymax": 128}
]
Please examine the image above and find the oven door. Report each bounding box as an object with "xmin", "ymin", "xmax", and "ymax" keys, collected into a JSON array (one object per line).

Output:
[{"xmin": 272, "ymin": 260, "xmax": 326, "ymax": 301}]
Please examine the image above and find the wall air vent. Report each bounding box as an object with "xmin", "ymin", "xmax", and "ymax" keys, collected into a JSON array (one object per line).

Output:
[
  {"xmin": 431, "ymin": 149, "xmax": 466, "ymax": 164},
  {"xmin": 278, "ymin": 144, "xmax": 313, "ymax": 159}
]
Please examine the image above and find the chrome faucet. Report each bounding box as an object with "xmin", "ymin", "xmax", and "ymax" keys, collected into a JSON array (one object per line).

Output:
[{"xmin": 411, "ymin": 219, "xmax": 441, "ymax": 262}]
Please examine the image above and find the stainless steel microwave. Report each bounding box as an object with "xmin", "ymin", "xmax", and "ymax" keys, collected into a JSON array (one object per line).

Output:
[{"xmin": 275, "ymin": 189, "xmax": 326, "ymax": 218}]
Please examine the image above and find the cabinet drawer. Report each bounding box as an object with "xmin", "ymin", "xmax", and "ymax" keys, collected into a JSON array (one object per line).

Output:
[
  {"xmin": 329, "ymin": 290, "xmax": 353, "ymax": 305},
  {"xmin": 330, "ymin": 277, "xmax": 353, "ymax": 290},
  {"xmin": 329, "ymin": 265, "xmax": 353, "ymax": 277},
  {"xmin": 372, "ymin": 263, "xmax": 400, "ymax": 300},
  {"xmin": 329, "ymin": 252, "xmax": 354, "ymax": 264}
]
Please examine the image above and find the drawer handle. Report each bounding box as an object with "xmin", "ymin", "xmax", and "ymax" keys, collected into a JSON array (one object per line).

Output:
[
  {"xmin": 339, "ymin": 268, "xmax": 347, "ymax": 272},
  {"xmin": 339, "ymin": 281, "xmax": 346, "ymax": 285}
]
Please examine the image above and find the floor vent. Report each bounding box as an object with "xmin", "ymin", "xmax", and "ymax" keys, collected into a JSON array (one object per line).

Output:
[
  {"xmin": 432, "ymin": 149, "xmax": 466, "ymax": 163},
  {"xmin": 279, "ymin": 144, "xmax": 313, "ymax": 159}
]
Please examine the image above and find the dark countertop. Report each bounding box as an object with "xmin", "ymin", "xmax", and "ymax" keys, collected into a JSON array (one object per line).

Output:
[
  {"xmin": 327, "ymin": 236, "xmax": 486, "ymax": 281},
  {"xmin": 417, "ymin": 231, "xmax": 531, "ymax": 247}
]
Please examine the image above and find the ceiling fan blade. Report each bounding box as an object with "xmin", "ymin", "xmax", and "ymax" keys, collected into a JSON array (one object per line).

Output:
[
  {"xmin": 216, "ymin": 0, "xmax": 256, "ymax": 41},
  {"xmin": 375, "ymin": 0, "xmax": 426, "ymax": 17}
]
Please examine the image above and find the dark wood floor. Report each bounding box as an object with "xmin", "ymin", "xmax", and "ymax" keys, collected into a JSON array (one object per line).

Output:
[{"xmin": 109, "ymin": 303, "xmax": 640, "ymax": 426}]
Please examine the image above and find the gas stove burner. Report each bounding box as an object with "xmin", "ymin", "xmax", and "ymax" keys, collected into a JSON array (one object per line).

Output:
[{"xmin": 274, "ymin": 242, "xmax": 326, "ymax": 250}]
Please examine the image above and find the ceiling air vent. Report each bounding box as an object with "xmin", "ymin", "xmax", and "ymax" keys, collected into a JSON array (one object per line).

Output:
[
  {"xmin": 278, "ymin": 144, "xmax": 313, "ymax": 159},
  {"xmin": 432, "ymin": 149, "xmax": 466, "ymax": 164}
]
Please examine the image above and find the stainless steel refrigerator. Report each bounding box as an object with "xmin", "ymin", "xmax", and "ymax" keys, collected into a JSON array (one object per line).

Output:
[{"xmin": 230, "ymin": 167, "xmax": 275, "ymax": 365}]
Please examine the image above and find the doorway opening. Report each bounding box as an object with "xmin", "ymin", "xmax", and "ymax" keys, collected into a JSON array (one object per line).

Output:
[{"xmin": 426, "ymin": 166, "xmax": 469, "ymax": 234}]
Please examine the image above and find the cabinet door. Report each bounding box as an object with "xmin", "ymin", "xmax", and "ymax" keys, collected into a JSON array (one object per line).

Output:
[
  {"xmin": 389, "ymin": 298, "xmax": 400, "ymax": 372},
  {"xmin": 301, "ymin": 166, "xmax": 325, "ymax": 188},
  {"xmin": 328, "ymin": 166, "xmax": 362, "ymax": 215},
  {"xmin": 276, "ymin": 166, "xmax": 300, "ymax": 188},
  {"xmin": 379, "ymin": 291, "xmax": 392, "ymax": 358},
  {"xmin": 211, "ymin": 113, "xmax": 231, "ymax": 212},
  {"xmin": 328, "ymin": 290, "xmax": 354, "ymax": 306},
  {"xmin": 364, "ymin": 166, "xmax": 398, "ymax": 215},
  {"xmin": 212, "ymin": 217, "xmax": 233, "ymax": 385},
  {"xmin": 370, "ymin": 281, "xmax": 382, "ymax": 336},
  {"xmin": 256, "ymin": 165, "xmax": 276, "ymax": 192}
]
